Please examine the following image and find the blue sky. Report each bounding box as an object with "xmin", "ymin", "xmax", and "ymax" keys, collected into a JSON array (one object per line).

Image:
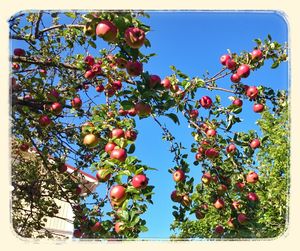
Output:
[{"xmin": 11, "ymin": 11, "xmax": 288, "ymax": 239}]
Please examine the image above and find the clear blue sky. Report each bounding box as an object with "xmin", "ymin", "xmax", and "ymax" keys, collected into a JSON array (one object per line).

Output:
[{"xmin": 11, "ymin": 11, "xmax": 288, "ymax": 239}]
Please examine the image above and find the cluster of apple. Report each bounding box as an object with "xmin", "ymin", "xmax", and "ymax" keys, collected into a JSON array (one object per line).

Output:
[{"xmin": 220, "ymin": 48, "xmax": 265, "ymax": 113}]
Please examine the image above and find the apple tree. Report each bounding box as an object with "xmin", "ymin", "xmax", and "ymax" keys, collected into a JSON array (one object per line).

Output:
[{"xmin": 9, "ymin": 11, "xmax": 289, "ymax": 239}]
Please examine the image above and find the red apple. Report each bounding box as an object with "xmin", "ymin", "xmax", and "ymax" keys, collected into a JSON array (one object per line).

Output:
[
  {"xmin": 114, "ymin": 222, "xmax": 124, "ymax": 234},
  {"xmin": 237, "ymin": 64, "xmax": 251, "ymax": 78},
  {"xmin": 215, "ymin": 225, "xmax": 224, "ymax": 235},
  {"xmin": 20, "ymin": 143, "xmax": 29, "ymax": 152},
  {"xmin": 231, "ymin": 200, "xmax": 241, "ymax": 210},
  {"xmin": 96, "ymin": 84, "xmax": 105, "ymax": 92},
  {"xmin": 84, "ymin": 70, "xmax": 95, "ymax": 80},
  {"xmin": 91, "ymin": 63, "xmax": 102, "ymax": 74},
  {"xmin": 124, "ymin": 27, "xmax": 145, "ymax": 49},
  {"xmin": 71, "ymin": 97, "xmax": 82, "ymax": 109},
  {"xmin": 227, "ymin": 217, "xmax": 235, "ymax": 229},
  {"xmin": 170, "ymin": 190, "xmax": 182, "ymax": 203},
  {"xmin": 111, "ymin": 128, "xmax": 124, "ymax": 139},
  {"xmin": 50, "ymin": 102, "xmax": 63, "ymax": 115},
  {"xmin": 125, "ymin": 130, "xmax": 137, "ymax": 141},
  {"xmin": 189, "ymin": 109, "xmax": 199, "ymax": 119},
  {"xmin": 134, "ymin": 102, "xmax": 151, "ymax": 117},
  {"xmin": 195, "ymin": 153, "xmax": 203, "ymax": 161},
  {"xmin": 127, "ymin": 107, "xmax": 137, "ymax": 117},
  {"xmin": 118, "ymin": 109, "xmax": 128, "ymax": 116},
  {"xmin": 106, "ymin": 88, "xmax": 115, "ymax": 97},
  {"xmin": 237, "ymin": 213, "xmax": 248, "ymax": 224},
  {"xmin": 14, "ymin": 48, "xmax": 25, "ymax": 57},
  {"xmin": 110, "ymin": 148, "xmax": 127, "ymax": 162},
  {"xmin": 201, "ymin": 173, "xmax": 211, "ymax": 185},
  {"xmin": 181, "ymin": 195, "xmax": 191, "ymax": 207},
  {"xmin": 226, "ymin": 59, "xmax": 237, "ymax": 70},
  {"xmin": 235, "ymin": 182, "xmax": 245, "ymax": 191},
  {"xmin": 253, "ymin": 103, "xmax": 264, "ymax": 113},
  {"xmin": 149, "ymin": 75, "xmax": 161, "ymax": 88},
  {"xmin": 232, "ymin": 98, "xmax": 243, "ymax": 107},
  {"xmin": 251, "ymin": 49, "xmax": 263, "ymax": 60},
  {"xmin": 205, "ymin": 148, "xmax": 219, "ymax": 158},
  {"xmin": 173, "ymin": 169, "xmax": 185, "ymax": 182},
  {"xmin": 206, "ymin": 129, "xmax": 217, "ymax": 137},
  {"xmin": 200, "ymin": 96, "xmax": 213, "ymax": 109},
  {"xmin": 246, "ymin": 171, "xmax": 259, "ymax": 183},
  {"xmin": 230, "ymin": 73, "xmax": 241, "ymax": 83},
  {"xmin": 247, "ymin": 192, "xmax": 259, "ymax": 202},
  {"xmin": 110, "ymin": 185, "xmax": 126, "ymax": 201},
  {"xmin": 220, "ymin": 54, "xmax": 231, "ymax": 65},
  {"xmin": 132, "ymin": 174, "xmax": 148, "ymax": 189},
  {"xmin": 226, "ymin": 143, "xmax": 236, "ymax": 154},
  {"xmin": 250, "ymin": 139, "xmax": 260, "ymax": 149},
  {"xmin": 161, "ymin": 78, "xmax": 171, "ymax": 89},
  {"xmin": 246, "ymin": 86, "xmax": 259, "ymax": 99},
  {"xmin": 83, "ymin": 134, "xmax": 99, "ymax": 148},
  {"xmin": 47, "ymin": 89, "xmax": 59, "ymax": 101},
  {"xmin": 90, "ymin": 222, "xmax": 102, "ymax": 232},
  {"xmin": 39, "ymin": 115, "xmax": 52, "ymax": 127},
  {"xmin": 12, "ymin": 63, "xmax": 20, "ymax": 70},
  {"xmin": 126, "ymin": 61, "xmax": 143, "ymax": 77},
  {"xmin": 214, "ymin": 198, "xmax": 225, "ymax": 209},
  {"xmin": 96, "ymin": 20, "xmax": 118, "ymax": 42},
  {"xmin": 84, "ymin": 55, "xmax": 95, "ymax": 66},
  {"xmin": 112, "ymin": 80, "xmax": 122, "ymax": 91},
  {"xmin": 96, "ymin": 169, "xmax": 111, "ymax": 182},
  {"xmin": 59, "ymin": 163, "xmax": 68, "ymax": 173},
  {"xmin": 115, "ymin": 58, "xmax": 127, "ymax": 68},
  {"xmin": 73, "ymin": 229, "xmax": 82, "ymax": 238}
]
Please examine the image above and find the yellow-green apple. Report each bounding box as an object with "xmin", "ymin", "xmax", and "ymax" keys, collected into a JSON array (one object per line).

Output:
[{"xmin": 83, "ymin": 133, "xmax": 99, "ymax": 148}]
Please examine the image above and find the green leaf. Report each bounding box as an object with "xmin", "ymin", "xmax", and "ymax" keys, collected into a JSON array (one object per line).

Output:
[
  {"xmin": 135, "ymin": 167, "xmax": 144, "ymax": 175},
  {"xmin": 165, "ymin": 113, "xmax": 180, "ymax": 125},
  {"xmin": 65, "ymin": 12, "xmax": 77, "ymax": 19},
  {"xmin": 271, "ymin": 61, "xmax": 279, "ymax": 69},
  {"xmin": 120, "ymin": 100, "xmax": 134, "ymax": 110},
  {"xmin": 139, "ymin": 225, "xmax": 148, "ymax": 232},
  {"xmin": 127, "ymin": 144, "xmax": 136, "ymax": 154},
  {"xmin": 88, "ymin": 40, "xmax": 97, "ymax": 49}
]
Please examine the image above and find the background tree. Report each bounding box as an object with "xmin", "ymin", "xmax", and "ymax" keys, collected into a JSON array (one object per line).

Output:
[{"xmin": 10, "ymin": 11, "xmax": 288, "ymax": 239}]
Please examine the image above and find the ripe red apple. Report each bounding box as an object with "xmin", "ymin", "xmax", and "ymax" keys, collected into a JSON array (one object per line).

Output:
[
  {"xmin": 217, "ymin": 184, "xmax": 227, "ymax": 195},
  {"xmin": 124, "ymin": 27, "xmax": 145, "ymax": 49},
  {"xmin": 112, "ymin": 80, "xmax": 122, "ymax": 91},
  {"xmin": 47, "ymin": 89, "xmax": 59, "ymax": 101},
  {"xmin": 39, "ymin": 115, "xmax": 52, "ymax": 127},
  {"xmin": 189, "ymin": 109, "xmax": 199, "ymax": 119},
  {"xmin": 96, "ymin": 84, "xmax": 105, "ymax": 92},
  {"xmin": 84, "ymin": 55, "xmax": 95, "ymax": 66},
  {"xmin": 50, "ymin": 102, "xmax": 63, "ymax": 115},
  {"xmin": 114, "ymin": 222, "xmax": 124, "ymax": 234},
  {"xmin": 127, "ymin": 107, "xmax": 137, "ymax": 117},
  {"xmin": 110, "ymin": 148, "xmax": 127, "ymax": 162},
  {"xmin": 205, "ymin": 148, "xmax": 219, "ymax": 158},
  {"xmin": 253, "ymin": 103, "xmax": 265, "ymax": 113},
  {"xmin": 73, "ymin": 229, "xmax": 82, "ymax": 238},
  {"xmin": 226, "ymin": 143, "xmax": 236, "ymax": 154},
  {"xmin": 237, "ymin": 64, "xmax": 251, "ymax": 78},
  {"xmin": 84, "ymin": 70, "xmax": 95, "ymax": 80},
  {"xmin": 250, "ymin": 138, "xmax": 260, "ymax": 149},
  {"xmin": 226, "ymin": 59, "xmax": 237, "ymax": 70},
  {"xmin": 161, "ymin": 78, "xmax": 171, "ymax": 89},
  {"xmin": 237, "ymin": 213, "xmax": 248, "ymax": 224},
  {"xmin": 125, "ymin": 130, "xmax": 137, "ymax": 141},
  {"xmin": 235, "ymin": 182, "xmax": 245, "ymax": 191},
  {"xmin": 134, "ymin": 102, "xmax": 151, "ymax": 117},
  {"xmin": 115, "ymin": 58, "xmax": 127, "ymax": 68},
  {"xmin": 14, "ymin": 48, "xmax": 25, "ymax": 57},
  {"xmin": 200, "ymin": 96, "xmax": 213, "ymax": 109},
  {"xmin": 195, "ymin": 153, "xmax": 203, "ymax": 160},
  {"xmin": 247, "ymin": 192, "xmax": 259, "ymax": 202},
  {"xmin": 173, "ymin": 169, "xmax": 185, "ymax": 182},
  {"xmin": 195, "ymin": 210, "xmax": 205, "ymax": 220},
  {"xmin": 170, "ymin": 190, "xmax": 182, "ymax": 202},
  {"xmin": 246, "ymin": 86, "xmax": 259, "ymax": 99},
  {"xmin": 206, "ymin": 129, "xmax": 217, "ymax": 137},
  {"xmin": 251, "ymin": 49, "xmax": 263, "ymax": 60},
  {"xmin": 96, "ymin": 169, "xmax": 111, "ymax": 182},
  {"xmin": 181, "ymin": 195, "xmax": 191, "ymax": 207},
  {"xmin": 132, "ymin": 174, "xmax": 148, "ymax": 189},
  {"xmin": 232, "ymin": 98, "xmax": 243, "ymax": 107},
  {"xmin": 110, "ymin": 185, "xmax": 126, "ymax": 201},
  {"xmin": 20, "ymin": 143, "xmax": 29, "ymax": 152},
  {"xmin": 83, "ymin": 133, "xmax": 99, "ymax": 148},
  {"xmin": 215, "ymin": 225, "xmax": 224, "ymax": 235},
  {"xmin": 149, "ymin": 75, "xmax": 161, "ymax": 88},
  {"xmin": 230, "ymin": 73, "xmax": 241, "ymax": 83},
  {"xmin": 118, "ymin": 109, "xmax": 128, "ymax": 116},
  {"xmin": 201, "ymin": 173, "xmax": 211, "ymax": 185},
  {"xmin": 220, "ymin": 54, "xmax": 231, "ymax": 65},
  {"xmin": 59, "ymin": 163, "xmax": 68, "ymax": 173},
  {"xmin": 90, "ymin": 222, "xmax": 102, "ymax": 232},
  {"xmin": 111, "ymin": 128, "xmax": 124, "ymax": 139},
  {"xmin": 214, "ymin": 198, "xmax": 225, "ymax": 209},
  {"xmin": 12, "ymin": 63, "xmax": 20, "ymax": 70},
  {"xmin": 91, "ymin": 63, "xmax": 102, "ymax": 75},
  {"xmin": 71, "ymin": 97, "xmax": 82, "ymax": 109},
  {"xmin": 96, "ymin": 20, "xmax": 118, "ymax": 42},
  {"xmin": 246, "ymin": 171, "xmax": 259, "ymax": 183},
  {"xmin": 126, "ymin": 61, "xmax": 143, "ymax": 76}
]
